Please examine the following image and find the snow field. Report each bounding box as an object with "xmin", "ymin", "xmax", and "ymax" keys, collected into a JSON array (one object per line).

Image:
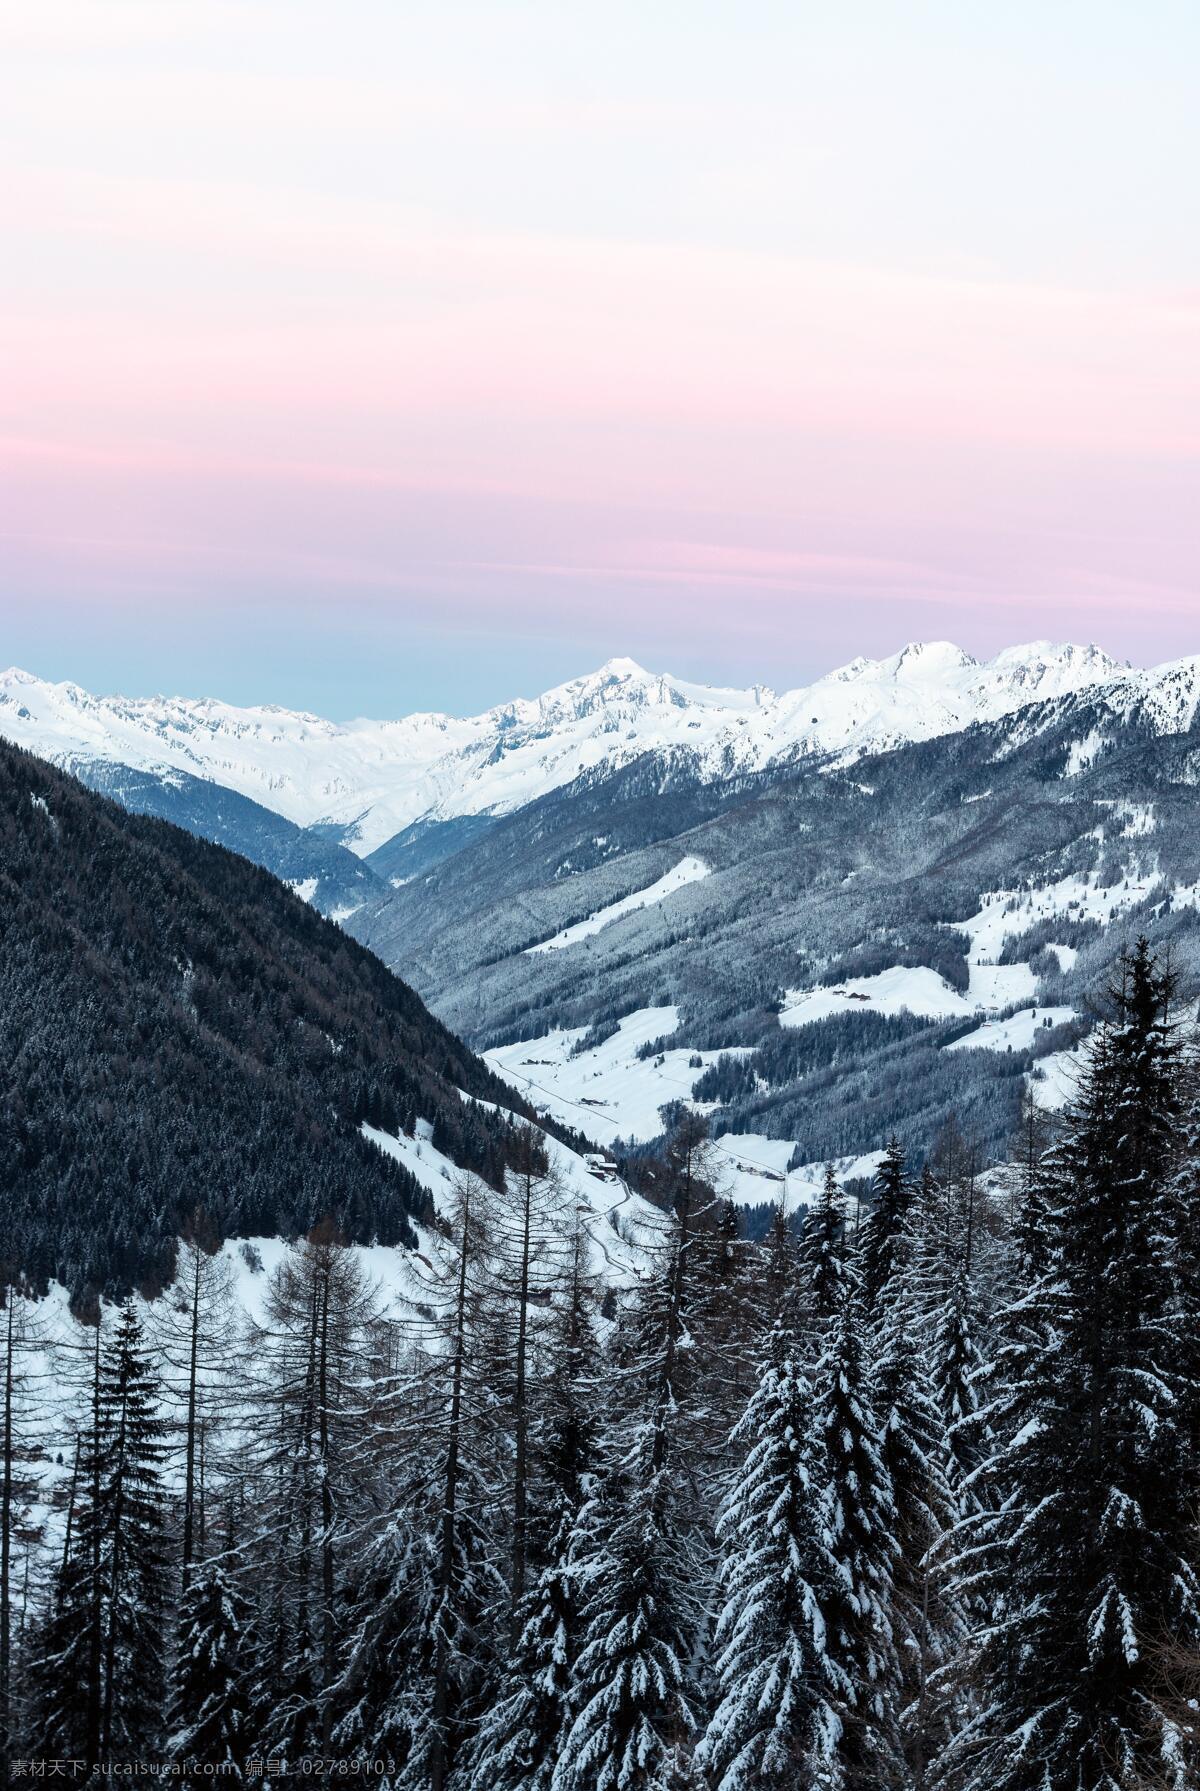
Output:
[
  {"xmin": 946, "ymin": 1006, "xmax": 1075, "ymax": 1054},
  {"xmin": 779, "ymin": 965, "xmax": 975, "ymax": 1028},
  {"xmin": 484, "ymin": 1005, "xmax": 751, "ymax": 1144}
]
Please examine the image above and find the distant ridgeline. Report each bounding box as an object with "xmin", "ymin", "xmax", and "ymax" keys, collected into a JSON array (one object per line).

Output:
[{"xmin": 0, "ymin": 740, "xmax": 571, "ymax": 1304}]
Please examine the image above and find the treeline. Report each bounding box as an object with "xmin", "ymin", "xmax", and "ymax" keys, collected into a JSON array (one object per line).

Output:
[{"xmin": 3, "ymin": 941, "xmax": 1200, "ymax": 1788}]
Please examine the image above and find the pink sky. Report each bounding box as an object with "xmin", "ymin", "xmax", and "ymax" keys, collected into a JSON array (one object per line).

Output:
[{"xmin": 2, "ymin": 3, "xmax": 1198, "ymax": 711}]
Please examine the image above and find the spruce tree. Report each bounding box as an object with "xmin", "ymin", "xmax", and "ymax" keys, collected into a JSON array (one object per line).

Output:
[
  {"xmin": 697, "ymin": 1321, "xmax": 848, "ymax": 1790},
  {"xmin": 872, "ymin": 1186, "xmax": 963, "ymax": 1787},
  {"xmin": 94, "ymin": 1303, "xmax": 174, "ymax": 1761},
  {"xmin": 815, "ymin": 1287, "xmax": 901, "ymax": 1789},
  {"xmin": 551, "ymin": 1450, "xmax": 696, "ymax": 1791},
  {"xmin": 30, "ymin": 1305, "xmax": 173, "ymax": 1765},
  {"xmin": 797, "ymin": 1166, "xmax": 849, "ymax": 1340},
  {"xmin": 953, "ymin": 942, "xmax": 1200, "ymax": 1791},
  {"xmin": 167, "ymin": 1563, "xmax": 252, "ymax": 1776},
  {"xmin": 860, "ymin": 1138, "xmax": 912, "ymax": 1310}
]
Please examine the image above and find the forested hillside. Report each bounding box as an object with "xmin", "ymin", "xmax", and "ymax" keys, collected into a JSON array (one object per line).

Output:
[
  {"xmin": 3, "ymin": 944, "xmax": 1199, "ymax": 1789},
  {"xmin": 0, "ymin": 741, "xmax": 553, "ymax": 1302}
]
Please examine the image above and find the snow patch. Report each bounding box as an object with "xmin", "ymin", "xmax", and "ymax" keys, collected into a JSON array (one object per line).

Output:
[
  {"xmin": 945, "ymin": 1006, "xmax": 1075, "ymax": 1054},
  {"xmin": 484, "ymin": 1005, "xmax": 747, "ymax": 1144},
  {"xmin": 779, "ymin": 966, "xmax": 974, "ymax": 1028},
  {"xmin": 1061, "ymin": 730, "xmax": 1107, "ymax": 777},
  {"xmin": 526, "ymin": 856, "xmax": 710, "ymax": 953}
]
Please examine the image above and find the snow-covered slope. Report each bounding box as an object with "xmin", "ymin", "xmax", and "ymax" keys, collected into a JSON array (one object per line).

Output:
[
  {"xmin": 527, "ymin": 856, "xmax": 711, "ymax": 954},
  {"xmin": 0, "ymin": 640, "xmax": 1171, "ymax": 858}
]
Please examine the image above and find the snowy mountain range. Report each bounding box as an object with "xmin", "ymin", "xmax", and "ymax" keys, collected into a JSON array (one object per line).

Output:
[
  {"xmin": 0, "ymin": 640, "xmax": 1156, "ymax": 861},
  {"xmin": 6, "ymin": 633, "xmax": 1200, "ymax": 1211}
]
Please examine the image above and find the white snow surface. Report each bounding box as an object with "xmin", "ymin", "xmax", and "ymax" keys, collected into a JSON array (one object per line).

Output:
[
  {"xmin": 527, "ymin": 856, "xmax": 710, "ymax": 953},
  {"xmin": 0, "ymin": 639, "xmax": 1141, "ymax": 856},
  {"xmin": 945, "ymin": 1006, "xmax": 1076, "ymax": 1054},
  {"xmin": 957, "ymin": 865, "xmax": 1200, "ymax": 965},
  {"xmin": 484, "ymin": 1005, "xmax": 750, "ymax": 1145},
  {"xmin": 779, "ymin": 965, "xmax": 976, "ymax": 1027}
]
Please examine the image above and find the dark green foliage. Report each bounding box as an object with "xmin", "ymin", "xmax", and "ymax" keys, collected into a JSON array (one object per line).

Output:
[
  {"xmin": 167, "ymin": 1564, "xmax": 253, "ymax": 1776},
  {"xmin": 0, "ymin": 741, "xmax": 555, "ymax": 1299},
  {"xmin": 956, "ymin": 942, "xmax": 1200, "ymax": 1791}
]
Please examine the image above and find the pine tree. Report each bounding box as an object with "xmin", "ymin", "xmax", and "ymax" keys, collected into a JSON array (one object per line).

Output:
[
  {"xmin": 30, "ymin": 1305, "xmax": 173, "ymax": 1764},
  {"xmin": 25, "ymin": 1324, "xmax": 105, "ymax": 1764},
  {"xmin": 860, "ymin": 1138, "xmax": 911, "ymax": 1310},
  {"xmin": 815, "ymin": 1288, "xmax": 901, "ymax": 1789},
  {"xmin": 872, "ymin": 1189, "xmax": 963, "ymax": 1788},
  {"xmin": 326, "ymin": 1492, "xmax": 443, "ymax": 1777},
  {"xmin": 553, "ymin": 1187, "xmax": 706, "ymax": 1791},
  {"xmin": 1166, "ymin": 1035, "xmax": 1200, "ymax": 1476},
  {"xmin": 953, "ymin": 941, "xmax": 1200, "ymax": 1791},
  {"xmin": 797, "ymin": 1167, "xmax": 849, "ymax": 1341},
  {"xmin": 94, "ymin": 1303, "xmax": 174, "ymax": 1760},
  {"xmin": 929, "ymin": 1270, "xmax": 988, "ymax": 1517},
  {"xmin": 552, "ymin": 1451, "xmax": 696, "ymax": 1791},
  {"xmin": 696, "ymin": 1321, "xmax": 848, "ymax": 1790},
  {"xmin": 167, "ymin": 1563, "xmax": 252, "ymax": 1776}
]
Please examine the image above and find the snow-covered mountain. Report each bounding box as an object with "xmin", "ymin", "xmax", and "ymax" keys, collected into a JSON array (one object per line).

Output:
[{"xmin": 0, "ymin": 640, "xmax": 1174, "ymax": 860}]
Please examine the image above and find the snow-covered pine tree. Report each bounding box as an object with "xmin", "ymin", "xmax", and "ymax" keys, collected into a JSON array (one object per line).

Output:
[
  {"xmin": 93, "ymin": 1302, "xmax": 173, "ymax": 1762},
  {"xmin": 797, "ymin": 1166, "xmax": 850, "ymax": 1342},
  {"xmin": 815, "ymin": 1285, "xmax": 901, "ymax": 1790},
  {"xmin": 551, "ymin": 1447, "xmax": 697, "ymax": 1791},
  {"xmin": 25, "ymin": 1321, "xmax": 106, "ymax": 1764},
  {"xmin": 30, "ymin": 1305, "xmax": 173, "ymax": 1766},
  {"xmin": 859, "ymin": 1138, "xmax": 912, "ymax": 1310},
  {"xmin": 872, "ymin": 1184, "xmax": 964, "ymax": 1787},
  {"xmin": 761, "ymin": 1201, "xmax": 801, "ymax": 1333},
  {"xmin": 167, "ymin": 1562, "xmax": 252, "ymax": 1777},
  {"xmin": 696, "ymin": 1319, "xmax": 848, "ymax": 1790},
  {"xmin": 325, "ymin": 1490, "xmax": 443, "ymax": 1776},
  {"xmin": 553, "ymin": 1186, "xmax": 706, "ymax": 1791},
  {"xmin": 950, "ymin": 941, "xmax": 1200, "ymax": 1791},
  {"xmin": 1166, "ymin": 1029, "xmax": 1200, "ymax": 1476},
  {"xmin": 690, "ymin": 1197, "xmax": 762, "ymax": 1441},
  {"xmin": 929, "ymin": 1269, "xmax": 988, "ymax": 1519},
  {"xmin": 0, "ymin": 1283, "xmax": 48, "ymax": 1782}
]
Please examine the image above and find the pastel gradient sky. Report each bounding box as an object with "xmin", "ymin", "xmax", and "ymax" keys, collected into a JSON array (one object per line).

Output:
[{"xmin": 2, "ymin": 1, "xmax": 1198, "ymax": 715}]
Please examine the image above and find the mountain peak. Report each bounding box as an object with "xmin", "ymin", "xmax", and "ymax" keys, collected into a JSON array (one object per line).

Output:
[
  {"xmin": 594, "ymin": 655, "xmax": 651, "ymax": 681},
  {"xmin": 890, "ymin": 640, "xmax": 978, "ymax": 676}
]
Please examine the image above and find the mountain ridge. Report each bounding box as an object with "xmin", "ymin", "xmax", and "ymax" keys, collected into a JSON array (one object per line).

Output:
[{"xmin": 0, "ymin": 639, "xmax": 1140, "ymax": 861}]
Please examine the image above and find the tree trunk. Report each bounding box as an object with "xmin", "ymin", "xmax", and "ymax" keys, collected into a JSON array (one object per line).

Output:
[
  {"xmin": 0, "ymin": 1297, "xmax": 13, "ymax": 1783},
  {"xmin": 317, "ymin": 1257, "xmax": 336, "ymax": 1744},
  {"xmin": 181, "ymin": 1247, "xmax": 202, "ymax": 1592},
  {"xmin": 512, "ymin": 1161, "xmax": 533, "ymax": 1612},
  {"xmin": 431, "ymin": 1189, "xmax": 471, "ymax": 1791},
  {"xmin": 85, "ymin": 1322, "xmax": 103, "ymax": 1771}
]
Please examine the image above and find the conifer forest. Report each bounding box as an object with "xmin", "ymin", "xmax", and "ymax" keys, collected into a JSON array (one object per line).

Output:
[{"xmin": 4, "ymin": 940, "xmax": 1200, "ymax": 1789}]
